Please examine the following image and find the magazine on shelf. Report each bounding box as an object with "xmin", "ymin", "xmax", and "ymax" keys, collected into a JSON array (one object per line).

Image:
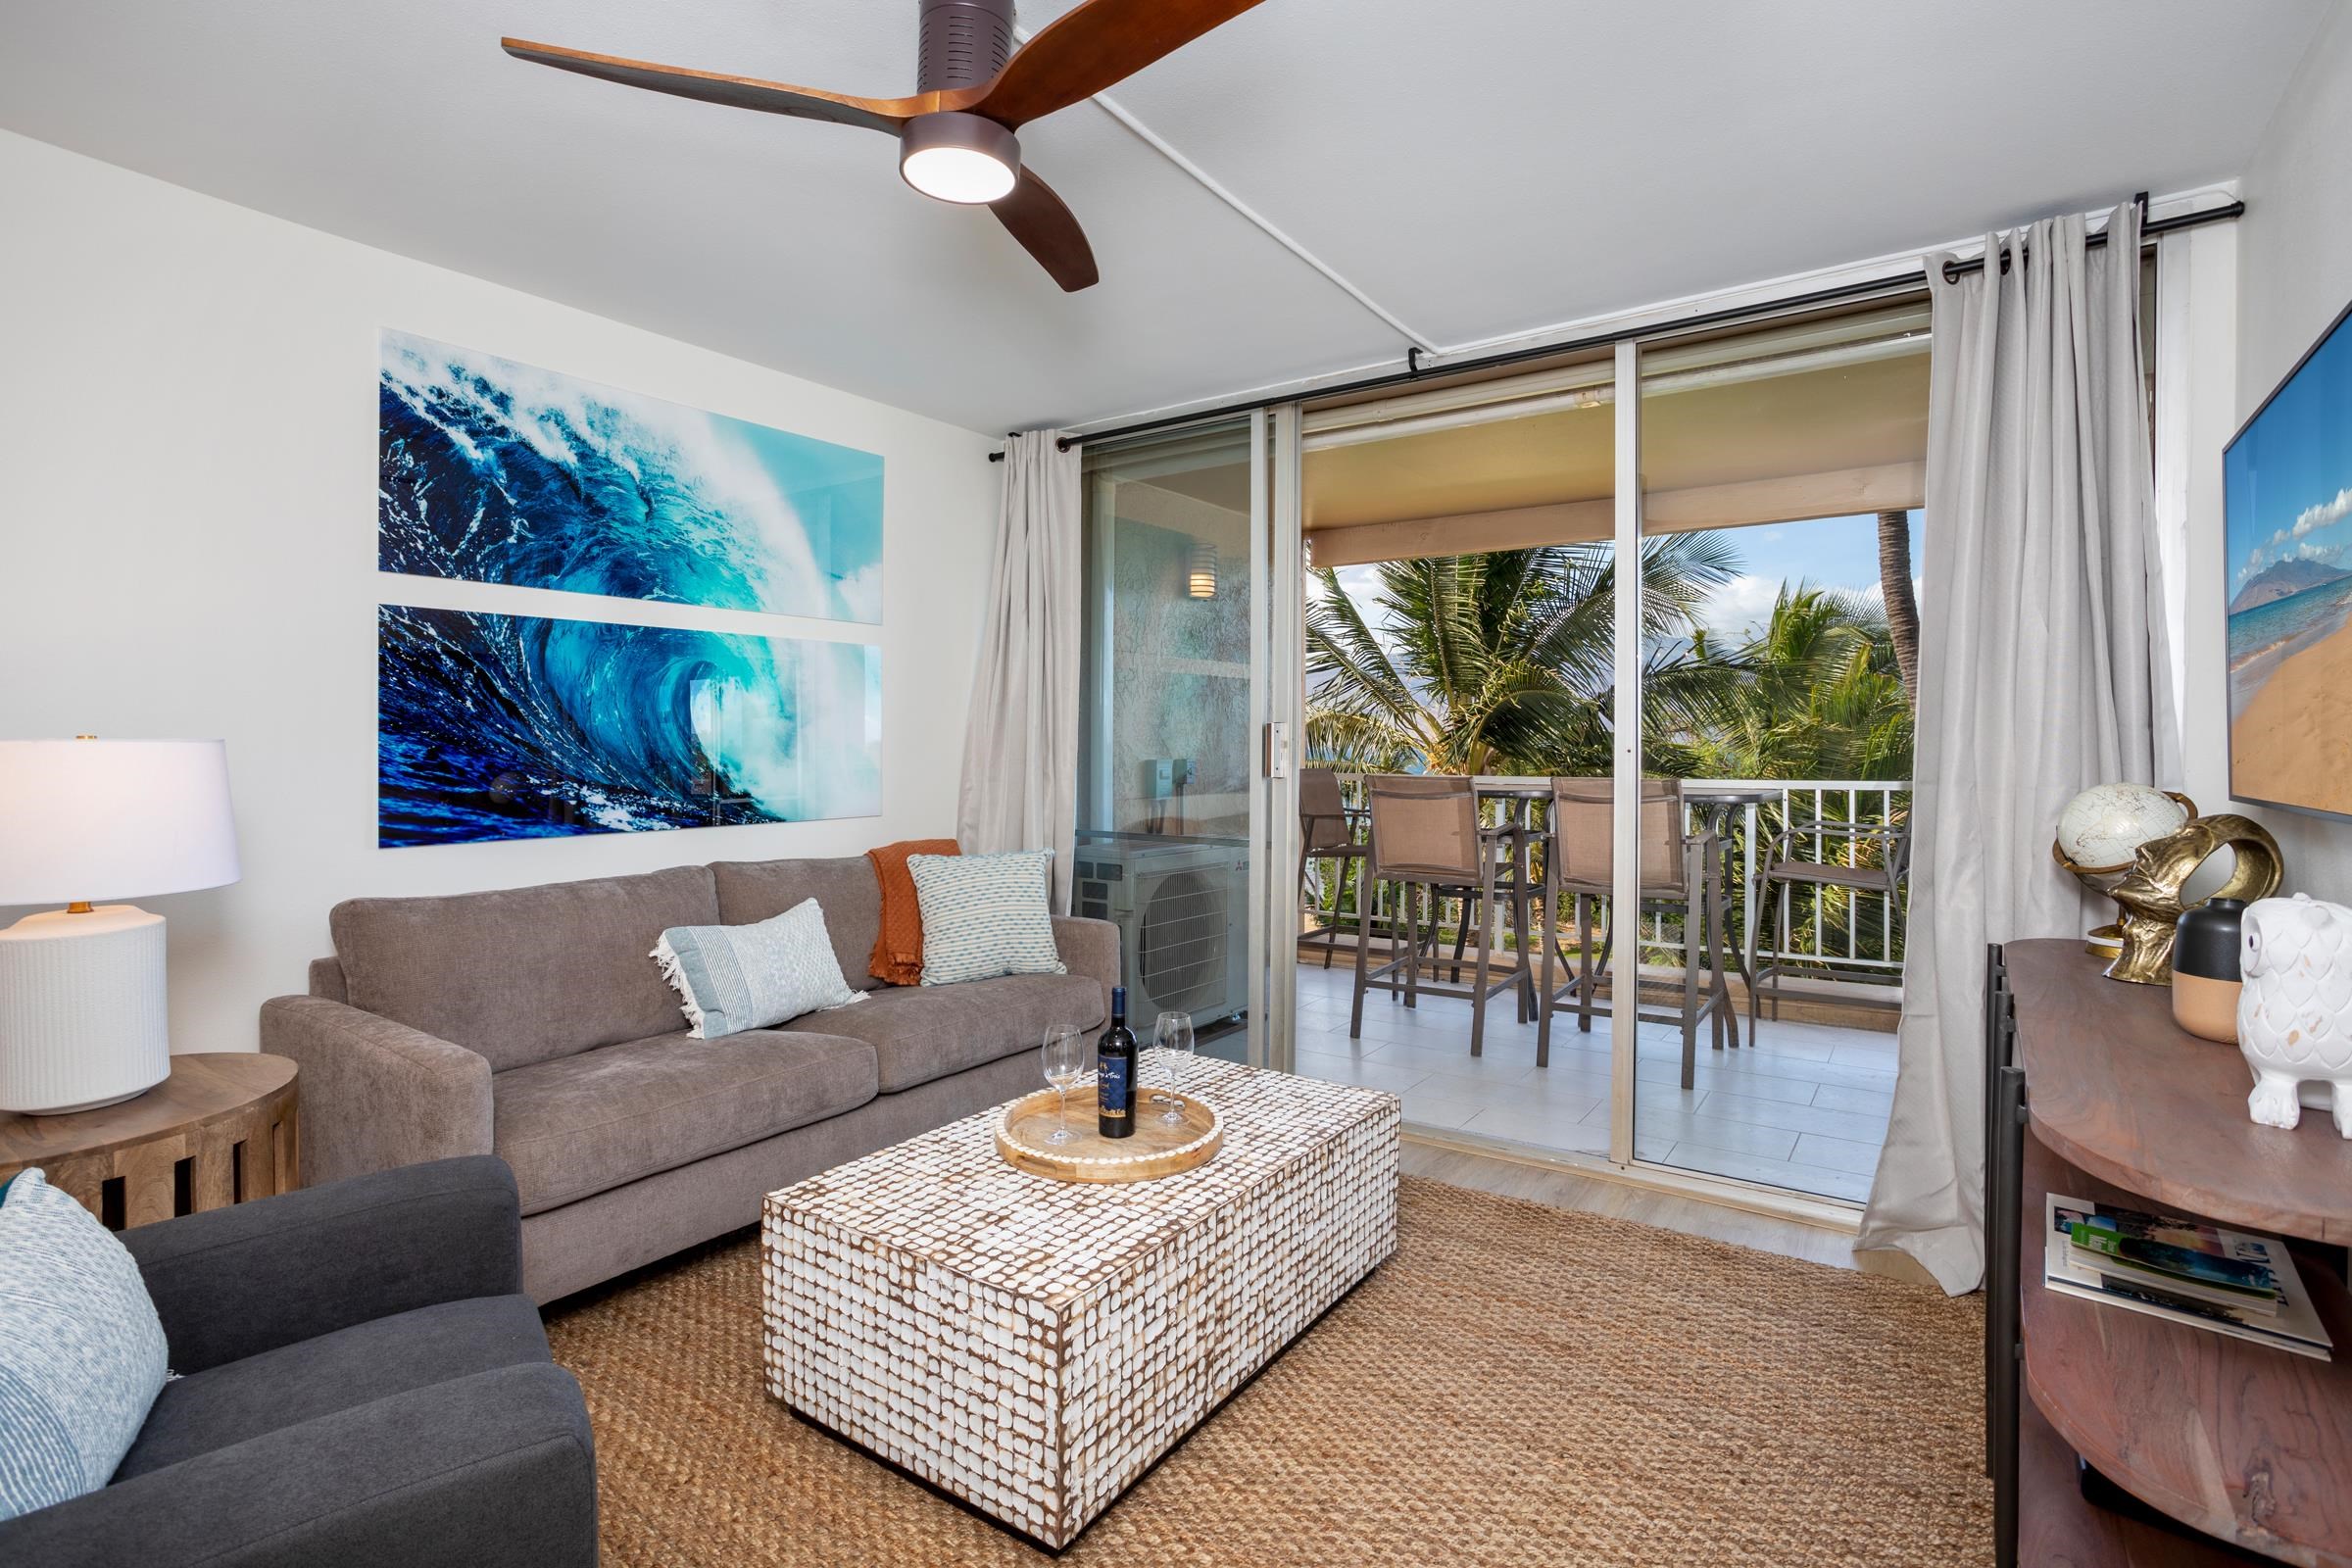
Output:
[
  {"xmin": 2041, "ymin": 1194, "xmax": 2332, "ymax": 1362},
  {"xmin": 2061, "ymin": 1204, "xmax": 2283, "ymax": 1315}
]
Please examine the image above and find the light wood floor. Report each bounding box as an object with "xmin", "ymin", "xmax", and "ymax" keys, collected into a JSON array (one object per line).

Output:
[{"xmin": 1399, "ymin": 1138, "xmax": 1871, "ymax": 1271}]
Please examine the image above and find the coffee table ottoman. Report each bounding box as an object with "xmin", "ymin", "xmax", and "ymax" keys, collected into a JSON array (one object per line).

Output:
[{"xmin": 760, "ymin": 1061, "xmax": 1400, "ymax": 1548}]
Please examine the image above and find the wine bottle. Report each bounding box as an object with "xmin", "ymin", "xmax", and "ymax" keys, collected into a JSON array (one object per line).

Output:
[{"xmin": 1097, "ymin": 985, "xmax": 1137, "ymax": 1139}]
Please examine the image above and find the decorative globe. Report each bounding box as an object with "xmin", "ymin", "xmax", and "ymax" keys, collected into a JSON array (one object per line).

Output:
[{"xmin": 2056, "ymin": 783, "xmax": 2190, "ymax": 875}]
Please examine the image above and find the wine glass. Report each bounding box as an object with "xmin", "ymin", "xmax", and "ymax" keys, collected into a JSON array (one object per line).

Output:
[
  {"xmin": 1041, "ymin": 1026, "xmax": 1085, "ymax": 1146},
  {"xmin": 1153, "ymin": 1011, "xmax": 1194, "ymax": 1124}
]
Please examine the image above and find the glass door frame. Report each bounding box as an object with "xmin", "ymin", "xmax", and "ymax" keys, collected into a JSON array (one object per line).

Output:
[
  {"xmin": 1246, "ymin": 406, "xmax": 1289, "ymax": 1070},
  {"xmin": 1607, "ymin": 338, "xmax": 1643, "ymax": 1165}
]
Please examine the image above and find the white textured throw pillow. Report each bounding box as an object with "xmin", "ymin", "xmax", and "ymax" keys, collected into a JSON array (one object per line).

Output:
[
  {"xmin": 907, "ymin": 849, "xmax": 1066, "ymax": 986},
  {"xmin": 0, "ymin": 1168, "xmax": 171, "ymax": 1522},
  {"xmin": 651, "ymin": 898, "xmax": 865, "ymax": 1040}
]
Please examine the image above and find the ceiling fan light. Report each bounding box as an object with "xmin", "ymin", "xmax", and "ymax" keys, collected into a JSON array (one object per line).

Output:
[{"xmin": 900, "ymin": 112, "xmax": 1019, "ymax": 204}]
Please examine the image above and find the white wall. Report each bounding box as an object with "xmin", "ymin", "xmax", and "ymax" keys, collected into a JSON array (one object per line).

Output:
[
  {"xmin": 2173, "ymin": 5, "xmax": 2352, "ymax": 894},
  {"xmin": 0, "ymin": 130, "xmax": 1001, "ymax": 1054}
]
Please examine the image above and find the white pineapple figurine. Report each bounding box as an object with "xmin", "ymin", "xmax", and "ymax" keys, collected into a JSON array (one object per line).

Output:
[{"xmin": 2237, "ymin": 893, "xmax": 2352, "ymax": 1137}]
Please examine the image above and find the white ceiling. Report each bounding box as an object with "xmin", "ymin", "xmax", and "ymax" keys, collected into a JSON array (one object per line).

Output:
[{"xmin": 0, "ymin": 1, "xmax": 2331, "ymax": 434}]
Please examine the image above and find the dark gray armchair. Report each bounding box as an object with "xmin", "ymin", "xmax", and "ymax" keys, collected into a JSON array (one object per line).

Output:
[{"xmin": 0, "ymin": 1156, "xmax": 598, "ymax": 1568}]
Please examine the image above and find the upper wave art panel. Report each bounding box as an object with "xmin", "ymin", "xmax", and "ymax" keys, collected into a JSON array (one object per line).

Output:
[{"xmin": 377, "ymin": 329, "xmax": 883, "ymax": 624}]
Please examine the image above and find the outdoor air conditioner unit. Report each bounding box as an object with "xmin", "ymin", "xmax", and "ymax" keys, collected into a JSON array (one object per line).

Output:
[{"xmin": 1073, "ymin": 835, "xmax": 1250, "ymax": 1027}]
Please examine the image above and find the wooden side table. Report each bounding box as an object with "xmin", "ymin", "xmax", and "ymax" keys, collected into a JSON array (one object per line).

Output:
[{"xmin": 0, "ymin": 1054, "xmax": 298, "ymax": 1229}]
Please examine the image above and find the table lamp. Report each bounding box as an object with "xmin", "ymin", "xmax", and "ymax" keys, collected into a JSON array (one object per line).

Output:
[{"xmin": 0, "ymin": 738, "xmax": 240, "ymax": 1114}]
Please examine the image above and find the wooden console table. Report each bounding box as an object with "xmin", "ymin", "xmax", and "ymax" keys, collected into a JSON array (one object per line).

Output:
[
  {"xmin": 1999, "ymin": 939, "xmax": 2352, "ymax": 1567},
  {"xmin": 0, "ymin": 1053, "xmax": 298, "ymax": 1229}
]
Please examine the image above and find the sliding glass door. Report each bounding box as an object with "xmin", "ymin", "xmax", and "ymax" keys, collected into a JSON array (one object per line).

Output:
[
  {"xmin": 1070, "ymin": 299, "xmax": 1928, "ymax": 1207},
  {"xmin": 1074, "ymin": 416, "xmax": 1270, "ymax": 1065},
  {"xmin": 1630, "ymin": 307, "xmax": 1925, "ymax": 1201},
  {"xmin": 1264, "ymin": 299, "xmax": 1926, "ymax": 1207},
  {"xmin": 1286, "ymin": 352, "xmax": 1620, "ymax": 1152}
]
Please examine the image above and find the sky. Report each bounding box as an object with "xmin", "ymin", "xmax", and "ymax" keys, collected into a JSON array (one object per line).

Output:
[
  {"xmin": 2226, "ymin": 306, "xmax": 2352, "ymax": 596},
  {"xmin": 1327, "ymin": 510, "xmax": 1919, "ymax": 646}
]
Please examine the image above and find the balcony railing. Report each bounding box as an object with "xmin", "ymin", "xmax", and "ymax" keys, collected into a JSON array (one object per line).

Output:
[{"xmin": 1301, "ymin": 775, "xmax": 1911, "ymax": 993}]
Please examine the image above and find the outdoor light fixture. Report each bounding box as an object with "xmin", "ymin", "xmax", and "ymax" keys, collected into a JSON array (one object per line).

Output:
[
  {"xmin": 900, "ymin": 112, "xmax": 1019, "ymax": 205},
  {"xmin": 1187, "ymin": 542, "xmax": 1218, "ymax": 600}
]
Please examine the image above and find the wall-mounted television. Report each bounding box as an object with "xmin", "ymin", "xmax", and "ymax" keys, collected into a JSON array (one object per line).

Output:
[{"xmin": 2226, "ymin": 293, "xmax": 2352, "ymax": 822}]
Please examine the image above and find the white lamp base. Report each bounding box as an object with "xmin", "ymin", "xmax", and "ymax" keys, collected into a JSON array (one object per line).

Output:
[{"xmin": 0, "ymin": 905, "xmax": 172, "ymax": 1115}]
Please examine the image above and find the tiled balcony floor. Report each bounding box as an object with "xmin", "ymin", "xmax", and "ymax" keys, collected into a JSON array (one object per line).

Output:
[{"xmin": 1291, "ymin": 959, "xmax": 1896, "ymax": 1202}]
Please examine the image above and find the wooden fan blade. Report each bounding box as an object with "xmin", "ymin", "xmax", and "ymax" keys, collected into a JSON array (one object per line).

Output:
[
  {"xmin": 972, "ymin": 0, "xmax": 1268, "ymax": 127},
  {"xmin": 991, "ymin": 168, "xmax": 1100, "ymax": 292},
  {"xmin": 502, "ymin": 38, "xmax": 918, "ymax": 134}
]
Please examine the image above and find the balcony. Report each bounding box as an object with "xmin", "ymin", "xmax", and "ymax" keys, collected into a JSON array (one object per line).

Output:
[{"xmin": 1292, "ymin": 775, "xmax": 1908, "ymax": 1201}]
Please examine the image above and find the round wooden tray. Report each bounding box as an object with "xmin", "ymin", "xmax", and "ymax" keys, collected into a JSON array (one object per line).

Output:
[{"xmin": 994, "ymin": 1084, "xmax": 1222, "ymax": 1183}]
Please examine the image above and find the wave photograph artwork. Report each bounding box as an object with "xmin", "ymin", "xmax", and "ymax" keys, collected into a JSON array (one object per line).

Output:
[
  {"xmin": 2226, "ymin": 298, "xmax": 2352, "ymax": 819},
  {"xmin": 377, "ymin": 604, "xmax": 881, "ymax": 849},
  {"xmin": 379, "ymin": 329, "xmax": 883, "ymax": 624}
]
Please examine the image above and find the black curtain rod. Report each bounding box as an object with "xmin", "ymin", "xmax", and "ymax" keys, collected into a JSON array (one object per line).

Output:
[
  {"xmin": 988, "ymin": 192, "xmax": 2244, "ymax": 463},
  {"xmin": 1936, "ymin": 190, "xmax": 2244, "ymax": 281}
]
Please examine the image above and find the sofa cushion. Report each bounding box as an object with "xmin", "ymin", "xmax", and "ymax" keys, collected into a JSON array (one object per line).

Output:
[
  {"xmin": 780, "ymin": 972, "xmax": 1106, "ymax": 1094},
  {"xmin": 113, "ymin": 1295, "xmax": 549, "ymax": 1480},
  {"xmin": 710, "ymin": 857, "xmax": 885, "ymax": 989},
  {"xmin": 330, "ymin": 864, "xmax": 720, "ymax": 1071},
  {"xmin": 492, "ymin": 1030, "xmax": 878, "ymax": 1215}
]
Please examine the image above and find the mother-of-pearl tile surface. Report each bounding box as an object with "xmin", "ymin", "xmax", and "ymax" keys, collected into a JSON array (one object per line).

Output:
[{"xmin": 761, "ymin": 1061, "xmax": 1401, "ymax": 1548}]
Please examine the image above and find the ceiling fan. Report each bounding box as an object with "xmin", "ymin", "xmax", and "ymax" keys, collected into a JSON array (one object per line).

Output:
[{"xmin": 503, "ymin": 0, "xmax": 1268, "ymax": 293}]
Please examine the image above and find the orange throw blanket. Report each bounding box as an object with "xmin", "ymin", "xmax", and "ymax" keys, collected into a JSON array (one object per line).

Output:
[{"xmin": 866, "ymin": 838, "xmax": 961, "ymax": 986}]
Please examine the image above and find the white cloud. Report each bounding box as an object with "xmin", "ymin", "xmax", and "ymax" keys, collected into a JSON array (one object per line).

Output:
[
  {"xmin": 1331, "ymin": 564, "xmax": 1384, "ymax": 605},
  {"xmin": 2293, "ymin": 486, "xmax": 2352, "ymax": 538},
  {"xmin": 1693, "ymin": 574, "xmax": 1786, "ymax": 642}
]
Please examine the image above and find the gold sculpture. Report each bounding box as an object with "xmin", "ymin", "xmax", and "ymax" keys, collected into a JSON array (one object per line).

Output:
[
  {"xmin": 2051, "ymin": 790, "xmax": 2199, "ymax": 960},
  {"xmin": 2103, "ymin": 814, "xmax": 2285, "ymax": 985}
]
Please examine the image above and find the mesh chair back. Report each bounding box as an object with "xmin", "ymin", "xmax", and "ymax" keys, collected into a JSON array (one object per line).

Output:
[
  {"xmin": 1365, "ymin": 774, "xmax": 1481, "ymax": 882},
  {"xmin": 1546, "ymin": 777, "xmax": 1686, "ymax": 891},
  {"xmin": 1299, "ymin": 767, "xmax": 1356, "ymax": 852}
]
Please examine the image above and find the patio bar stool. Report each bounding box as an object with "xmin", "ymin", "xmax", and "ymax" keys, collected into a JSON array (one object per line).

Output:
[
  {"xmin": 1298, "ymin": 766, "xmax": 1369, "ymax": 969},
  {"xmin": 1748, "ymin": 816, "xmax": 1911, "ymax": 1028},
  {"xmin": 1535, "ymin": 777, "xmax": 1739, "ymax": 1088},
  {"xmin": 1348, "ymin": 774, "xmax": 1526, "ymax": 1056}
]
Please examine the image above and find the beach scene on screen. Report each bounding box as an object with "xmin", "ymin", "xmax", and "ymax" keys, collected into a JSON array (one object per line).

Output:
[{"xmin": 2228, "ymin": 307, "xmax": 2352, "ymax": 817}]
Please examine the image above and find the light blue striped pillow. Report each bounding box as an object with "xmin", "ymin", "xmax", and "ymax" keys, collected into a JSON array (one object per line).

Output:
[
  {"xmin": 0, "ymin": 1168, "xmax": 169, "ymax": 1521},
  {"xmin": 651, "ymin": 898, "xmax": 865, "ymax": 1040},
  {"xmin": 908, "ymin": 850, "xmax": 1066, "ymax": 986}
]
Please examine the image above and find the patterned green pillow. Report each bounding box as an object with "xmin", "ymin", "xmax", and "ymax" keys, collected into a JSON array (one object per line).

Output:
[
  {"xmin": 0, "ymin": 1168, "xmax": 170, "ymax": 1521},
  {"xmin": 651, "ymin": 897, "xmax": 865, "ymax": 1040},
  {"xmin": 907, "ymin": 850, "xmax": 1066, "ymax": 985}
]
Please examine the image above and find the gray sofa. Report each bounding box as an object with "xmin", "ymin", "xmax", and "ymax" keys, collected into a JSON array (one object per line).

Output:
[
  {"xmin": 261, "ymin": 856, "xmax": 1115, "ymax": 1302},
  {"xmin": 0, "ymin": 1157, "xmax": 595, "ymax": 1568}
]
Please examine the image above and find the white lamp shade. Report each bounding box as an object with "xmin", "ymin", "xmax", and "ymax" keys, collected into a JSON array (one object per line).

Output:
[{"xmin": 0, "ymin": 739, "xmax": 240, "ymax": 905}]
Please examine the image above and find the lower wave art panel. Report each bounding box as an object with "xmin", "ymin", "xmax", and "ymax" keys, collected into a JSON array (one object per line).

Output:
[{"xmin": 377, "ymin": 604, "xmax": 881, "ymax": 849}]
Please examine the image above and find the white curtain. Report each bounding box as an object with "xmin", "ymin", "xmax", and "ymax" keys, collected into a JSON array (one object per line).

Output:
[
  {"xmin": 1858, "ymin": 201, "xmax": 2175, "ymax": 1293},
  {"xmin": 956, "ymin": 430, "xmax": 1083, "ymax": 909}
]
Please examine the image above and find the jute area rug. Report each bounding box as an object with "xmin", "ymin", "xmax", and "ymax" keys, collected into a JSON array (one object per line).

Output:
[{"xmin": 545, "ymin": 1175, "xmax": 1989, "ymax": 1567}]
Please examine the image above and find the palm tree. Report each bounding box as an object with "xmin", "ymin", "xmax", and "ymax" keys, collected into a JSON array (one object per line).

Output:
[
  {"xmin": 1686, "ymin": 584, "xmax": 1914, "ymax": 966},
  {"xmin": 1876, "ymin": 509, "xmax": 1921, "ymax": 702},
  {"xmin": 1304, "ymin": 537, "xmax": 1747, "ymax": 777},
  {"xmin": 1689, "ymin": 583, "xmax": 1914, "ymax": 782}
]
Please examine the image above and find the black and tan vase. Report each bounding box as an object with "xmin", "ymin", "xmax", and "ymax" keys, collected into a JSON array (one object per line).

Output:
[{"xmin": 2172, "ymin": 898, "xmax": 2247, "ymax": 1043}]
